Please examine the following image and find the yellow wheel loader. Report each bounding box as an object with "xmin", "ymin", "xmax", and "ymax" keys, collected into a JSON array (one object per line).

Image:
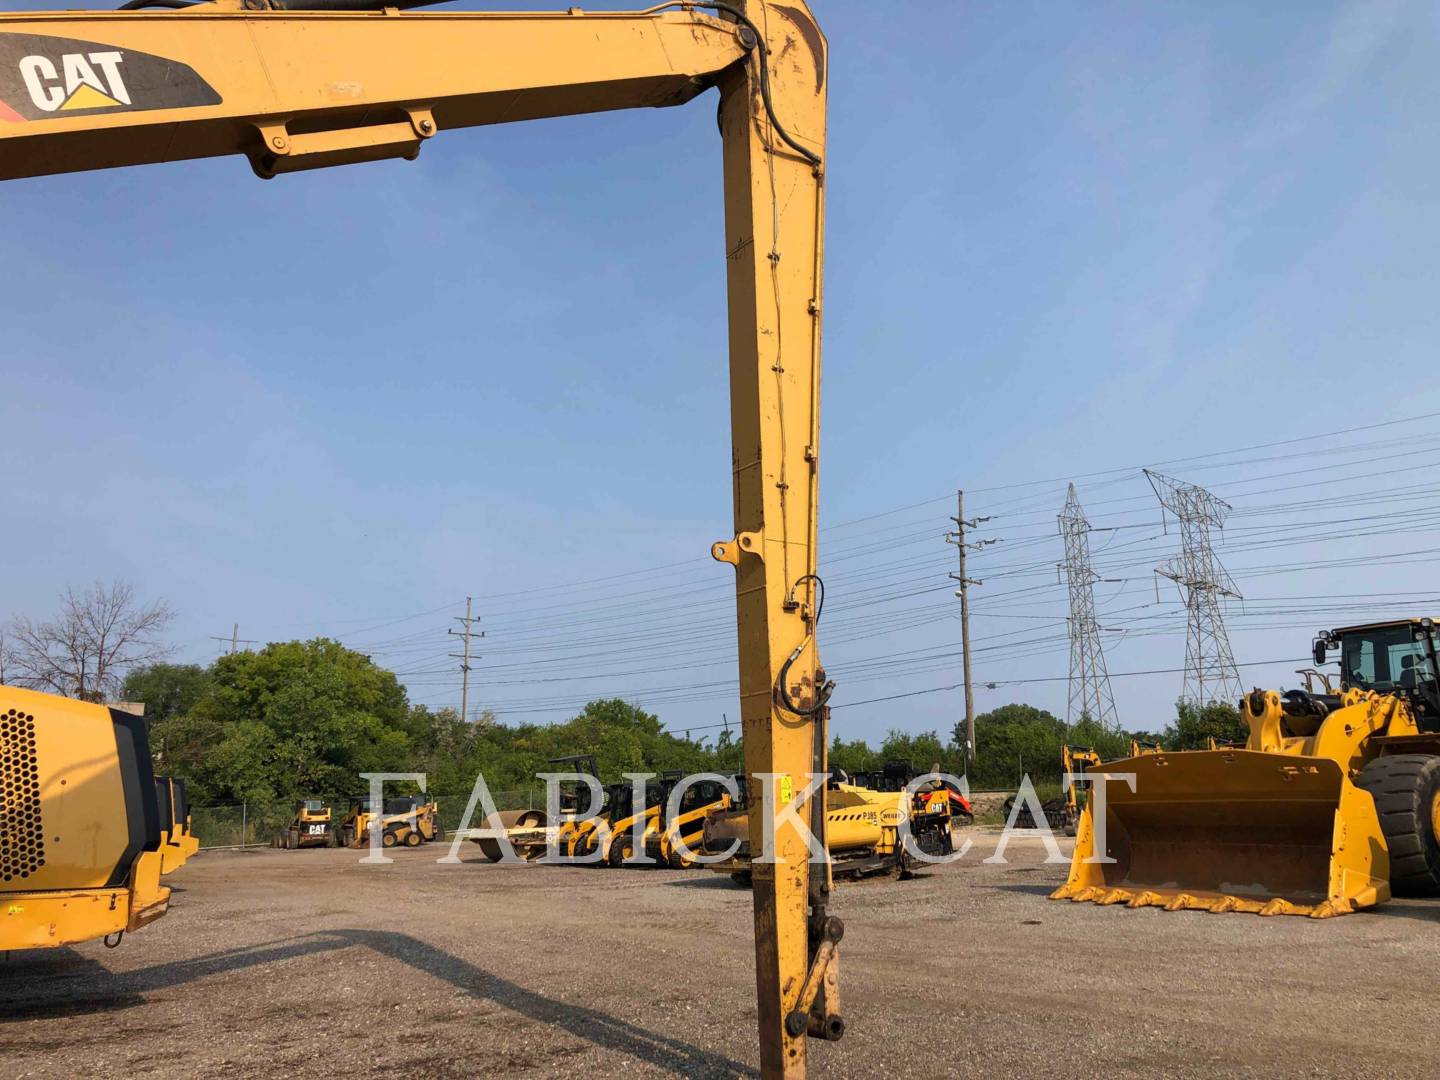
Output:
[
  {"xmin": 273, "ymin": 800, "xmax": 334, "ymax": 849},
  {"xmin": 1054, "ymin": 618, "xmax": 1440, "ymax": 917},
  {"xmin": 705, "ymin": 774, "xmax": 955, "ymax": 884},
  {"xmin": 1, "ymin": 687, "xmax": 170, "ymax": 950},
  {"xmin": 156, "ymin": 775, "xmax": 200, "ymax": 873}
]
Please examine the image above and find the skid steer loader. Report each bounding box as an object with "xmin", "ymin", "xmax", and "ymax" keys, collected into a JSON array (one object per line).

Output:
[
  {"xmin": 643, "ymin": 772, "xmax": 736, "ymax": 868},
  {"xmin": 338, "ymin": 795, "xmax": 442, "ymax": 849},
  {"xmin": 1054, "ymin": 618, "xmax": 1440, "ymax": 917},
  {"xmin": 273, "ymin": 800, "xmax": 334, "ymax": 849}
]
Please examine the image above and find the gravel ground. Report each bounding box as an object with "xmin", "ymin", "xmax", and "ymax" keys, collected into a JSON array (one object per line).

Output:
[{"xmin": 3, "ymin": 828, "xmax": 1439, "ymax": 1078}]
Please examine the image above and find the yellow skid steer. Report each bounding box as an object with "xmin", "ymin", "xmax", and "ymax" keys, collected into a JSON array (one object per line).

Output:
[{"xmin": 1054, "ymin": 619, "xmax": 1440, "ymax": 917}]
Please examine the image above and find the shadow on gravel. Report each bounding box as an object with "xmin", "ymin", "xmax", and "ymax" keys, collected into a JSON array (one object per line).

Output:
[
  {"xmin": 2, "ymin": 929, "xmax": 757, "ymax": 1078},
  {"xmin": 332, "ymin": 929, "xmax": 758, "ymax": 1078},
  {"xmin": 982, "ymin": 883, "xmax": 1057, "ymax": 897},
  {"xmin": 0, "ymin": 935, "xmax": 352, "ymax": 1021},
  {"xmin": 664, "ymin": 876, "xmax": 745, "ymax": 890},
  {"xmin": 0, "ymin": 950, "xmax": 146, "ymax": 1019},
  {"xmin": 1366, "ymin": 900, "xmax": 1440, "ymax": 925}
]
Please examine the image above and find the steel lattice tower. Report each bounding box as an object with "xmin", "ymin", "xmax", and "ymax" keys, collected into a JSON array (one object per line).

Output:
[
  {"xmin": 1145, "ymin": 469, "xmax": 1243, "ymax": 706},
  {"xmin": 1060, "ymin": 484, "xmax": 1120, "ymax": 731}
]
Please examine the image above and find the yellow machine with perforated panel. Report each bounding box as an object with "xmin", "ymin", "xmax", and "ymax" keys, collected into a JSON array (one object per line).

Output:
[{"xmin": 1, "ymin": 686, "xmax": 170, "ymax": 950}]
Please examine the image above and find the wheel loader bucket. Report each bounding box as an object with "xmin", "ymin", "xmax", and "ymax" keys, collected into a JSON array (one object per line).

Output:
[{"xmin": 1051, "ymin": 750, "xmax": 1390, "ymax": 918}]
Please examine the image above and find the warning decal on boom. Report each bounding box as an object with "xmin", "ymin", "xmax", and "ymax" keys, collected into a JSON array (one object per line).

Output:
[{"xmin": 0, "ymin": 33, "xmax": 221, "ymax": 122}]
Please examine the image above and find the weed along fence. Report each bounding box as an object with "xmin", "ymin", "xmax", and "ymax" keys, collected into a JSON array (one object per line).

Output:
[{"xmin": 190, "ymin": 788, "xmax": 548, "ymax": 849}]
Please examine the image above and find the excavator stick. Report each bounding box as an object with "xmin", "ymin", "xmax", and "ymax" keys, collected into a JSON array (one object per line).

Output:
[{"xmin": 1052, "ymin": 750, "xmax": 1390, "ymax": 917}]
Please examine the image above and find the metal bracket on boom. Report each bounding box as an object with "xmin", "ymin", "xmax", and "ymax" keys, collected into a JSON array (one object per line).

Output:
[
  {"xmin": 711, "ymin": 530, "xmax": 763, "ymax": 565},
  {"xmin": 787, "ymin": 914, "xmax": 844, "ymax": 1041},
  {"xmin": 248, "ymin": 106, "xmax": 437, "ymax": 179}
]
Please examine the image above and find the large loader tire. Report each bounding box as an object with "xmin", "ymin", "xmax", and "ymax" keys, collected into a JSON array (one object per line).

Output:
[{"xmin": 1356, "ymin": 754, "xmax": 1440, "ymax": 896}]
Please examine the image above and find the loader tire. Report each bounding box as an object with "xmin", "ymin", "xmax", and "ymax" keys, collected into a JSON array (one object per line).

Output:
[
  {"xmin": 1356, "ymin": 754, "xmax": 1440, "ymax": 897},
  {"xmin": 405, "ymin": 830, "xmax": 422, "ymax": 847}
]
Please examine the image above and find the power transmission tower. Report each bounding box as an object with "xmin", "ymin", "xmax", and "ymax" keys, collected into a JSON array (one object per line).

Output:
[
  {"xmin": 947, "ymin": 490, "xmax": 996, "ymax": 765},
  {"xmin": 1058, "ymin": 483, "xmax": 1119, "ymax": 731},
  {"xmin": 448, "ymin": 597, "xmax": 483, "ymax": 723},
  {"xmin": 1145, "ymin": 469, "xmax": 1243, "ymax": 706},
  {"xmin": 210, "ymin": 623, "xmax": 259, "ymax": 655}
]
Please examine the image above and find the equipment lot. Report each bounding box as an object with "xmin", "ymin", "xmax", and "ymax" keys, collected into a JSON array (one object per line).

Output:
[{"xmin": 4, "ymin": 829, "xmax": 1438, "ymax": 1079}]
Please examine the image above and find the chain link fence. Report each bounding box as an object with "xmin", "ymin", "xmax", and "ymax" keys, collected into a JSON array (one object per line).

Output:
[{"xmin": 189, "ymin": 787, "xmax": 549, "ymax": 849}]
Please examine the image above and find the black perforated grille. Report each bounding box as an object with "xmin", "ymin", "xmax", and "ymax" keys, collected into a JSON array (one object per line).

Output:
[{"xmin": 0, "ymin": 707, "xmax": 44, "ymax": 882}]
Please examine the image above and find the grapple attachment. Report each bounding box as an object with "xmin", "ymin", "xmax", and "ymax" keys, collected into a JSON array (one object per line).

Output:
[{"xmin": 1051, "ymin": 750, "xmax": 1390, "ymax": 918}]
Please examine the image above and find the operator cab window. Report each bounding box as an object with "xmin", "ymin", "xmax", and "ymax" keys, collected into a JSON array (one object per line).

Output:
[{"xmin": 1342, "ymin": 626, "xmax": 1430, "ymax": 692}]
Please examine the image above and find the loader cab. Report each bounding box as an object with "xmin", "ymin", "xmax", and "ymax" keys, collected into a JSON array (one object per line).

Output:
[
  {"xmin": 1318, "ymin": 619, "xmax": 1440, "ymax": 729},
  {"xmin": 545, "ymin": 755, "xmax": 602, "ymax": 817},
  {"xmin": 657, "ymin": 774, "xmax": 729, "ymax": 826}
]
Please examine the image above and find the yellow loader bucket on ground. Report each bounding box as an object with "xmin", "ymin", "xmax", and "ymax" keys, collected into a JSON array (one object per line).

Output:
[{"xmin": 1051, "ymin": 750, "xmax": 1390, "ymax": 918}]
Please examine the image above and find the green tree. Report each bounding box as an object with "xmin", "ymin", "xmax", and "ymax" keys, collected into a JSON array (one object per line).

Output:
[
  {"xmin": 1067, "ymin": 714, "xmax": 1131, "ymax": 762},
  {"xmin": 879, "ymin": 729, "xmax": 947, "ymax": 770},
  {"xmin": 121, "ymin": 662, "xmax": 214, "ymax": 773},
  {"xmin": 1167, "ymin": 700, "xmax": 1246, "ymax": 749},
  {"xmin": 167, "ymin": 638, "xmax": 413, "ymax": 803},
  {"xmin": 712, "ymin": 727, "xmax": 744, "ymax": 774},
  {"xmin": 965, "ymin": 703, "xmax": 1066, "ymax": 788},
  {"xmin": 828, "ymin": 736, "xmax": 877, "ymax": 776}
]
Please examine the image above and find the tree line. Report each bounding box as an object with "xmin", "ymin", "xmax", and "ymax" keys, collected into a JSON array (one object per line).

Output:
[
  {"xmin": 6, "ymin": 581, "xmax": 1247, "ymax": 807},
  {"xmin": 124, "ymin": 641, "xmax": 1244, "ymax": 806}
]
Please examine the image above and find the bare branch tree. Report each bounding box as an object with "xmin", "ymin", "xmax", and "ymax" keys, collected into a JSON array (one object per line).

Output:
[{"xmin": 6, "ymin": 581, "xmax": 176, "ymax": 702}]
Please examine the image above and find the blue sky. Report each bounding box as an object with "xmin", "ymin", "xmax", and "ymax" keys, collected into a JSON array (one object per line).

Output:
[{"xmin": 5, "ymin": 0, "xmax": 1440, "ymax": 751}]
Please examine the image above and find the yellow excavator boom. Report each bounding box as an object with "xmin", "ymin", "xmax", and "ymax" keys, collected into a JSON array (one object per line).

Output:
[{"xmin": 1, "ymin": 3, "xmax": 832, "ymax": 1072}]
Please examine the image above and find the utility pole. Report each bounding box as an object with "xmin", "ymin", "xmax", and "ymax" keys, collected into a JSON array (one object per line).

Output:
[
  {"xmin": 210, "ymin": 624, "xmax": 258, "ymax": 655},
  {"xmin": 448, "ymin": 597, "xmax": 483, "ymax": 723},
  {"xmin": 947, "ymin": 491, "xmax": 995, "ymax": 766}
]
